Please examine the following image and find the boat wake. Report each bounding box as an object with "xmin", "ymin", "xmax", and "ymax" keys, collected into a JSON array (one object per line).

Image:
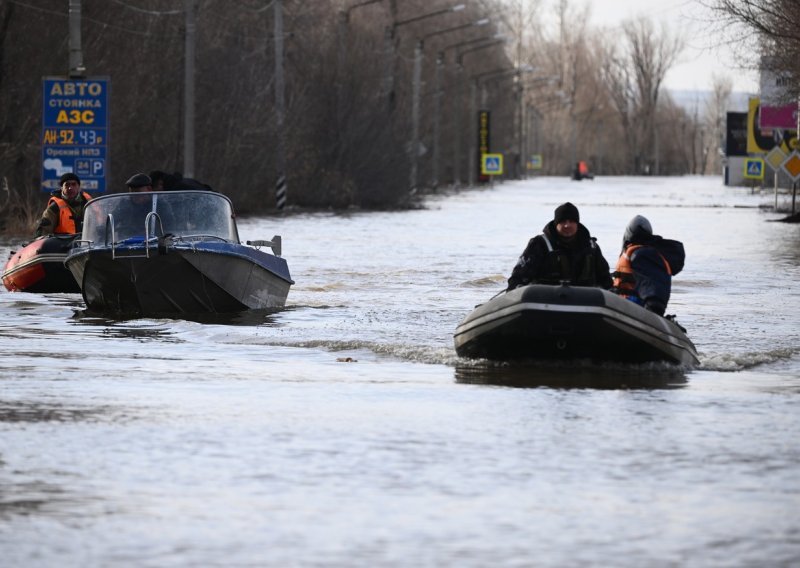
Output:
[{"xmin": 698, "ymin": 347, "xmax": 800, "ymax": 372}]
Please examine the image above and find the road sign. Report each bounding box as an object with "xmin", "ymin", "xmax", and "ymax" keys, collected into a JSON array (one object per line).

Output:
[
  {"xmin": 766, "ymin": 146, "xmax": 787, "ymax": 170},
  {"xmin": 481, "ymin": 153, "xmax": 503, "ymax": 175},
  {"xmin": 781, "ymin": 150, "xmax": 800, "ymax": 181},
  {"xmin": 41, "ymin": 76, "xmax": 109, "ymax": 193},
  {"xmin": 743, "ymin": 157, "xmax": 764, "ymax": 180},
  {"xmin": 528, "ymin": 154, "xmax": 543, "ymax": 170}
]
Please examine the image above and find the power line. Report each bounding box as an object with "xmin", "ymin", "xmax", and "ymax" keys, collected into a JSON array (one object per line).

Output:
[{"xmin": 108, "ymin": 0, "xmax": 183, "ymax": 16}]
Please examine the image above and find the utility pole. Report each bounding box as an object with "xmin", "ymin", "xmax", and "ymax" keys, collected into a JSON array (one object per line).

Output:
[
  {"xmin": 68, "ymin": 0, "xmax": 85, "ymax": 77},
  {"xmin": 431, "ymin": 53, "xmax": 444, "ymax": 190},
  {"xmin": 274, "ymin": 0, "xmax": 287, "ymax": 210},
  {"xmin": 183, "ymin": 0, "xmax": 197, "ymax": 178},
  {"xmin": 409, "ymin": 40, "xmax": 423, "ymax": 193}
]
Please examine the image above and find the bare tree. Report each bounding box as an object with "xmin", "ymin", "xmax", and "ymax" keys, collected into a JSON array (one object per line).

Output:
[
  {"xmin": 704, "ymin": 0, "xmax": 800, "ymax": 101},
  {"xmin": 598, "ymin": 17, "xmax": 683, "ymax": 174},
  {"xmin": 703, "ymin": 74, "xmax": 732, "ymax": 174}
]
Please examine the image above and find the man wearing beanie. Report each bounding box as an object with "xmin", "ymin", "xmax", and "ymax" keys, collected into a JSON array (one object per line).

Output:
[
  {"xmin": 34, "ymin": 173, "xmax": 93, "ymax": 237},
  {"xmin": 507, "ymin": 202, "xmax": 612, "ymax": 290}
]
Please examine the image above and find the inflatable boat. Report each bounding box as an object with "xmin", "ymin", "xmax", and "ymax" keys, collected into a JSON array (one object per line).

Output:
[
  {"xmin": 454, "ymin": 284, "xmax": 699, "ymax": 366},
  {"xmin": 2, "ymin": 235, "xmax": 81, "ymax": 293}
]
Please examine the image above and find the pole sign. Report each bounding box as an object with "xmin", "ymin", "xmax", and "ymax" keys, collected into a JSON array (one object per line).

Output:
[
  {"xmin": 781, "ymin": 150, "xmax": 800, "ymax": 182},
  {"xmin": 743, "ymin": 157, "xmax": 765, "ymax": 180},
  {"xmin": 41, "ymin": 76, "xmax": 109, "ymax": 193},
  {"xmin": 478, "ymin": 109, "xmax": 490, "ymax": 182},
  {"xmin": 481, "ymin": 153, "xmax": 503, "ymax": 176}
]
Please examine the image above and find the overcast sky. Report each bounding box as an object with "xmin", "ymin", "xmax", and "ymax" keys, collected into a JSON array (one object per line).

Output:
[{"xmin": 569, "ymin": 0, "xmax": 760, "ymax": 93}]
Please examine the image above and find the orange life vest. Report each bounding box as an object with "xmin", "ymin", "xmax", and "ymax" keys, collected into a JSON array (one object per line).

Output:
[
  {"xmin": 612, "ymin": 244, "xmax": 672, "ymax": 297},
  {"xmin": 49, "ymin": 192, "xmax": 92, "ymax": 234}
]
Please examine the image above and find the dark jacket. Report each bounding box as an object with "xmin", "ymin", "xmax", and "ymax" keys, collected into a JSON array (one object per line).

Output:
[
  {"xmin": 507, "ymin": 221, "xmax": 613, "ymax": 290},
  {"xmin": 614, "ymin": 235, "xmax": 685, "ymax": 315}
]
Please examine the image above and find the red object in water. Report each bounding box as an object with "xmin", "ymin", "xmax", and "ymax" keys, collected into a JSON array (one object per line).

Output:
[{"xmin": 2, "ymin": 235, "xmax": 81, "ymax": 293}]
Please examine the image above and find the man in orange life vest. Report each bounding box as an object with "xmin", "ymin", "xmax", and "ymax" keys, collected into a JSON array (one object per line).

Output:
[
  {"xmin": 611, "ymin": 215, "xmax": 685, "ymax": 316},
  {"xmin": 507, "ymin": 202, "xmax": 612, "ymax": 290},
  {"xmin": 35, "ymin": 173, "xmax": 93, "ymax": 237}
]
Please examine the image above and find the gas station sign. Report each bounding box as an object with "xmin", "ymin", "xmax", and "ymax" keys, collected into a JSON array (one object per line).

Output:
[{"xmin": 41, "ymin": 76, "xmax": 109, "ymax": 193}]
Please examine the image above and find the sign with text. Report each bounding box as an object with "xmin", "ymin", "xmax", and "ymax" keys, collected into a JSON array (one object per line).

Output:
[
  {"xmin": 477, "ymin": 110, "xmax": 490, "ymax": 182},
  {"xmin": 747, "ymin": 97, "xmax": 797, "ymax": 155},
  {"xmin": 41, "ymin": 76, "xmax": 109, "ymax": 193}
]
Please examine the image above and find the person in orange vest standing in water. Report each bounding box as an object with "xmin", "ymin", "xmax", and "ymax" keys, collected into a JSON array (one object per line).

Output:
[
  {"xmin": 611, "ymin": 215, "xmax": 685, "ymax": 316},
  {"xmin": 35, "ymin": 173, "xmax": 93, "ymax": 237}
]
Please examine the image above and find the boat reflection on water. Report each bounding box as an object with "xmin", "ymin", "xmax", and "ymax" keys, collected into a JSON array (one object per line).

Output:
[
  {"xmin": 70, "ymin": 306, "xmax": 288, "ymax": 328},
  {"xmin": 454, "ymin": 361, "xmax": 689, "ymax": 390}
]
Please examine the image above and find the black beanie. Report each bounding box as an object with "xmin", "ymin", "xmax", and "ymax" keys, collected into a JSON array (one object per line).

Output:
[
  {"xmin": 59, "ymin": 172, "xmax": 80, "ymax": 185},
  {"xmin": 554, "ymin": 202, "xmax": 579, "ymax": 224}
]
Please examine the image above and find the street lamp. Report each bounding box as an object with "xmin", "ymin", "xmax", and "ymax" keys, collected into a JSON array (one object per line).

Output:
[
  {"xmin": 384, "ymin": 3, "xmax": 466, "ymax": 113},
  {"xmin": 454, "ymin": 40, "xmax": 510, "ymax": 186},
  {"xmin": 337, "ymin": 0, "xmax": 384, "ymax": 128},
  {"xmin": 434, "ymin": 34, "xmax": 506, "ymax": 188},
  {"xmin": 467, "ymin": 67, "xmax": 514, "ymax": 186},
  {"xmin": 409, "ymin": 17, "xmax": 491, "ymax": 193}
]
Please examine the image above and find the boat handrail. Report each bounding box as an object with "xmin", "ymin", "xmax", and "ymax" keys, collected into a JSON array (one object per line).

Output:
[
  {"xmin": 143, "ymin": 212, "xmax": 166, "ymax": 258},
  {"xmin": 105, "ymin": 214, "xmax": 117, "ymax": 258}
]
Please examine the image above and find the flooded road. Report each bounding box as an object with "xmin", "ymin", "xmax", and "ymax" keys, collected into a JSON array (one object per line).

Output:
[{"xmin": 1, "ymin": 176, "xmax": 799, "ymax": 566}]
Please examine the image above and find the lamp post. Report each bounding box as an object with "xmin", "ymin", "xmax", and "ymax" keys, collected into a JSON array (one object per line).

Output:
[
  {"xmin": 384, "ymin": 3, "xmax": 465, "ymax": 113},
  {"xmin": 409, "ymin": 17, "xmax": 490, "ymax": 193},
  {"xmin": 273, "ymin": 0, "xmax": 286, "ymax": 209},
  {"xmin": 337, "ymin": 0, "xmax": 384, "ymax": 127},
  {"xmin": 183, "ymin": 0, "xmax": 197, "ymax": 178},
  {"xmin": 468, "ymin": 67, "xmax": 515, "ymax": 186},
  {"xmin": 434, "ymin": 35, "xmax": 505, "ymax": 188}
]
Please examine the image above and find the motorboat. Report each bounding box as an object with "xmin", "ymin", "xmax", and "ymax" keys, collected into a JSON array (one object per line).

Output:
[
  {"xmin": 2, "ymin": 234, "xmax": 81, "ymax": 293},
  {"xmin": 65, "ymin": 190, "xmax": 293, "ymax": 315},
  {"xmin": 454, "ymin": 284, "xmax": 700, "ymax": 366}
]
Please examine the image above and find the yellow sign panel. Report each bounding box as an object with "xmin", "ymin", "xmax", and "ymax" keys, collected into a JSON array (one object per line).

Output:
[
  {"xmin": 481, "ymin": 153, "xmax": 503, "ymax": 175},
  {"xmin": 766, "ymin": 146, "xmax": 787, "ymax": 169},
  {"xmin": 747, "ymin": 97, "xmax": 798, "ymax": 154}
]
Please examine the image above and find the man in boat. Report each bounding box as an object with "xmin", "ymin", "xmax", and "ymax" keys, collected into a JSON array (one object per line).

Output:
[
  {"xmin": 507, "ymin": 202, "xmax": 613, "ymax": 290},
  {"xmin": 34, "ymin": 173, "xmax": 93, "ymax": 237},
  {"xmin": 611, "ymin": 215, "xmax": 685, "ymax": 316}
]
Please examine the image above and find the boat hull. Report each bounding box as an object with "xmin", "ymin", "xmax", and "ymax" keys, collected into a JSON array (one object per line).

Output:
[
  {"xmin": 454, "ymin": 284, "xmax": 699, "ymax": 366},
  {"xmin": 66, "ymin": 241, "xmax": 292, "ymax": 315},
  {"xmin": 2, "ymin": 235, "xmax": 81, "ymax": 293}
]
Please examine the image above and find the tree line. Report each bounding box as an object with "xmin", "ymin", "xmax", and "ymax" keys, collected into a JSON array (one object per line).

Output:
[{"xmin": 2, "ymin": 0, "xmax": 785, "ymax": 234}]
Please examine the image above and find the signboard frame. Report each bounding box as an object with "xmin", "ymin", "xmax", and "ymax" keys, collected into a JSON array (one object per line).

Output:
[{"xmin": 41, "ymin": 76, "xmax": 110, "ymax": 193}]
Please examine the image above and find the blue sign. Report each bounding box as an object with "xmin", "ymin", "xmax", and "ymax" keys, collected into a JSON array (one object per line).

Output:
[
  {"xmin": 743, "ymin": 157, "xmax": 764, "ymax": 180},
  {"xmin": 41, "ymin": 77, "xmax": 109, "ymax": 193},
  {"xmin": 481, "ymin": 153, "xmax": 503, "ymax": 175}
]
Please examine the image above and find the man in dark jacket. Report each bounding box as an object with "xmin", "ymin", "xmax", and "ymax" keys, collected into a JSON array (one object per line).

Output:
[
  {"xmin": 507, "ymin": 202, "xmax": 613, "ymax": 290},
  {"xmin": 611, "ymin": 215, "xmax": 685, "ymax": 316}
]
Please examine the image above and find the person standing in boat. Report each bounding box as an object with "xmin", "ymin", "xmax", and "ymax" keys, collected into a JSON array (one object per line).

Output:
[
  {"xmin": 507, "ymin": 202, "xmax": 613, "ymax": 291},
  {"xmin": 34, "ymin": 173, "xmax": 93, "ymax": 237},
  {"xmin": 611, "ymin": 215, "xmax": 685, "ymax": 316}
]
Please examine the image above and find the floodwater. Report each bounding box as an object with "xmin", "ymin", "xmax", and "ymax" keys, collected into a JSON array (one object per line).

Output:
[{"xmin": 1, "ymin": 176, "xmax": 799, "ymax": 567}]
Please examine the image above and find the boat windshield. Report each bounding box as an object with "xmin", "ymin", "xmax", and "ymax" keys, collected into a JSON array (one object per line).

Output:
[{"xmin": 81, "ymin": 190, "xmax": 239, "ymax": 244}]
